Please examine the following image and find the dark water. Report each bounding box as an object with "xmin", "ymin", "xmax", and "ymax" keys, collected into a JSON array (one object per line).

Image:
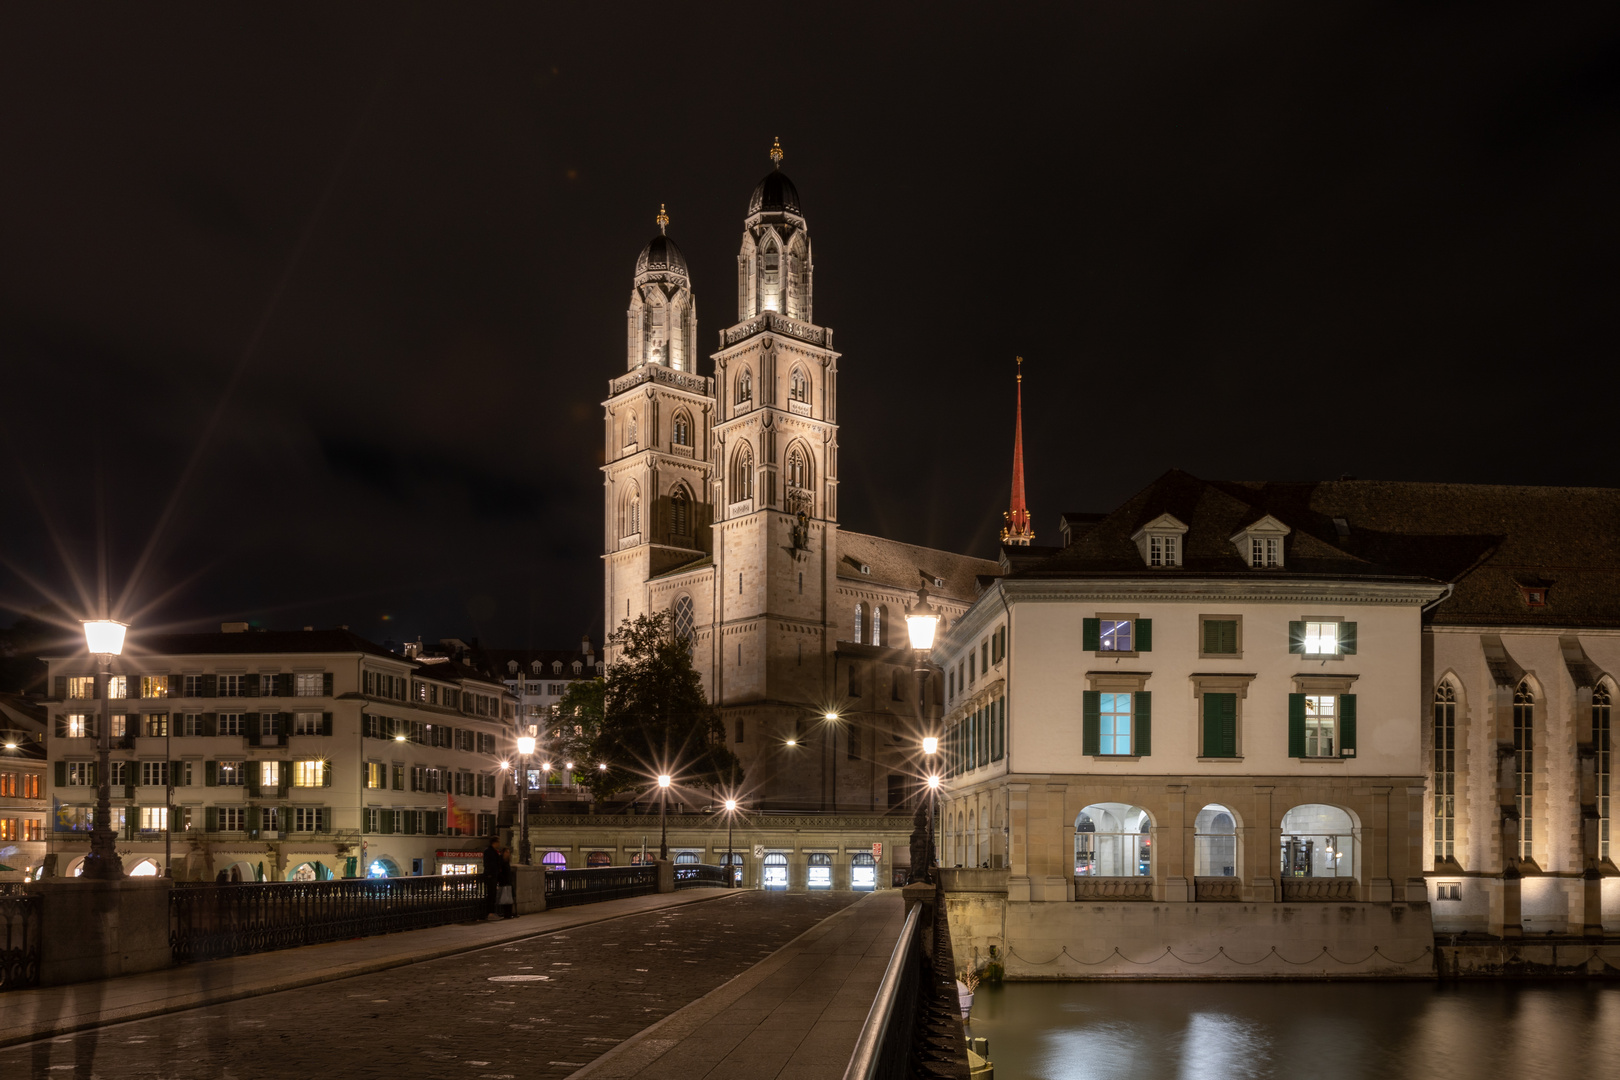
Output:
[{"xmin": 966, "ymin": 980, "xmax": 1620, "ymax": 1080}]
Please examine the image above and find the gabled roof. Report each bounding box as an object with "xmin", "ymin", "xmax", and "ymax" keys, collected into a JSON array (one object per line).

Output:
[
  {"xmin": 836, "ymin": 530, "xmax": 1001, "ymax": 605},
  {"xmin": 1014, "ymin": 470, "xmax": 1620, "ymax": 628}
]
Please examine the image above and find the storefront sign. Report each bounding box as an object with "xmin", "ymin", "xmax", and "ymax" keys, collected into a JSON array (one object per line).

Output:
[
  {"xmin": 435, "ymin": 850, "xmax": 484, "ymax": 859},
  {"xmin": 871, "ymin": 842, "xmax": 882, "ymax": 860},
  {"xmin": 752, "ymin": 843, "xmax": 765, "ymax": 858}
]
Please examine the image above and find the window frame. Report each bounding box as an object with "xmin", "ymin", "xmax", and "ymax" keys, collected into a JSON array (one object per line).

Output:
[
  {"xmin": 1191, "ymin": 674, "xmax": 1255, "ymax": 761},
  {"xmin": 1197, "ymin": 615, "xmax": 1243, "ymax": 659}
]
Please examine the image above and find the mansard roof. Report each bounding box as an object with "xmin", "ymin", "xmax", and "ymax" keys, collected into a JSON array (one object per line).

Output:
[{"xmin": 1016, "ymin": 470, "xmax": 1620, "ymax": 628}]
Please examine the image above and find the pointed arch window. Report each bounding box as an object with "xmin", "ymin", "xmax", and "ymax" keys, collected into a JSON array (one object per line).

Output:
[
  {"xmin": 626, "ymin": 412, "xmax": 637, "ymax": 446},
  {"xmin": 872, "ymin": 606, "xmax": 884, "ymax": 647},
  {"xmin": 1597, "ymin": 682, "xmax": 1612, "ymax": 862},
  {"xmin": 672, "ymin": 412, "xmax": 691, "ymax": 447},
  {"xmin": 731, "ymin": 443, "xmax": 754, "ymax": 502},
  {"xmin": 627, "ymin": 488, "xmax": 641, "ymax": 536},
  {"xmin": 736, "ymin": 368, "xmax": 752, "ymax": 406},
  {"xmin": 790, "ymin": 368, "xmax": 809, "ymax": 403},
  {"xmin": 1513, "ymin": 681, "xmax": 1534, "ymax": 861},
  {"xmin": 1433, "ymin": 682, "xmax": 1456, "ymax": 864},
  {"xmin": 762, "ymin": 240, "xmax": 779, "ymax": 276},
  {"xmin": 671, "ymin": 486, "xmax": 691, "ymax": 537},
  {"xmin": 854, "ymin": 603, "xmax": 865, "ymax": 645},
  {"xmin": 672, "ymin": 595, "xmax": 695, "ymax": 647},
  {"xmin": 787, "ymin": 448, "xmax": 807, "ymax": 489}
]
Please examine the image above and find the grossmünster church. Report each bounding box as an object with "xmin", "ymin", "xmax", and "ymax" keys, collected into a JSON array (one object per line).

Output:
[{"xmin": 601, "ymin": 142, "xmax": 998, "ymax": 812}]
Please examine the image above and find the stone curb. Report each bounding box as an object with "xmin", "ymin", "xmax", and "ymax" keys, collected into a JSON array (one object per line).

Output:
[{"xmin": 0, "ymin": 887, "xmax": 739, "ymax": 1050}]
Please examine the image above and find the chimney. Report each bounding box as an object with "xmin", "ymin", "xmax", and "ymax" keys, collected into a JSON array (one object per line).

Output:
[{"xmin": 582, "ymin": 635, "xmax": 594, "ymax": 666}]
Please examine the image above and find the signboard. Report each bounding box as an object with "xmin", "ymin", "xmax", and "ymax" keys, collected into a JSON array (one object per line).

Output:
[
  {"xmin": 871, "ymin": 842, "xmax": 882, "ymax": 861},
  {"xmin": 752, "ymin": 843, "xmax": 765, "ymax": 859},
  {"xmin": 436, "ymin": 850, "xmax": 485, "ymax": 859}
]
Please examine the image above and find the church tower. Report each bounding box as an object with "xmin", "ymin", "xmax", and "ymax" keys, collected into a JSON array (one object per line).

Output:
[
  {"xmin": 707, "ymin": 139, "xmax": 842, "ymax": 710},
  {"xmin": 602, "ymin": 207, "xmax": 716, "ymax": 638}
]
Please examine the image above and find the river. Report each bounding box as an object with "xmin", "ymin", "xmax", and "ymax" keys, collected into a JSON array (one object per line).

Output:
[{"xmin": 965, "ymin": 979, "xmax": 1620, "ymax": 1080}]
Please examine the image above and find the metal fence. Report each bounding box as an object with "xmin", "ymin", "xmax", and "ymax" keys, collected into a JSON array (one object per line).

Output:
[
  {"xmin": 674, "ymin": 863, "xmax": 729, "ymax": 890},
  {"xmin": 0, "ymin": 893, "xmax": 41, "ymax": 991},
  {"xmin": 544, "ymin": 864, "xmax": 658, "ymax": 909},
  {"xmin": 170, "ymin": 875, "xmax": 487, "ymax": 963}
]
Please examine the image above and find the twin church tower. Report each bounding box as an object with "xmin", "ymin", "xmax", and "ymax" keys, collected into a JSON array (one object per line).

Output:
[{"xmin": 601, "ymin": 142, "xmax": 999, "ymax": 809}]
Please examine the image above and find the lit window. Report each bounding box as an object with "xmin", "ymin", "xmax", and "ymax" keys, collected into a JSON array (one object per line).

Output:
[
  {"xmin": 140, "ymin": 806, "xmax": 168, "ymax": 832},
  {"xmin": 294, "ymin": 760, "xmax": 325, "ymax": 787},
  {"xmin": 217, "ymin": 761, "xmax": 244, "ymax": 786},
  {"xmin": 143, "ymin": 714, "xmax": 168, "ymax": 737},
  {"xmin": 65, "ymin": 714, "xmax": 89, "ymax": 738},
  {"xmin": 294, "ymin": 674, "xmax": 324, "ymax": 697},
  {"xmin": 67, "ymin": 677, "xmax": 95, "ymax": 699},
  {"xmin": 107, "ymin": 676, "xmax": 128, "ymax": 699},
  {"xmin": 1100, "ymin": 620, "xmax": 1132, "ymax": 652},
  {"xmin": 66, "ymin": 761, "xmax": 95, "ymax": 786},
  {"xmin": 1434, "ymin": 683, "xmax": 1456, "ymax": 863},
  {"xmin": 141, "ymin": 675, "xmax": 169, "ymax": 699},
  {"xmin": 1304, "ymin": 695, "xmax": 1336, "ymax": 757},
  {"xmin": 294, "ymin": 712, "xmax": 323, "ymax": 736},
  {"xmin": 1303, "ymin": 622, "xmax": 1339, "ymax": 655},
  {"xmin": 261, "ymin": 760, "xmax": 281, "ymax": 789},
  {"xmin": 1099, "ymin": 693, "xmax": 1134, "ymax": 755}
]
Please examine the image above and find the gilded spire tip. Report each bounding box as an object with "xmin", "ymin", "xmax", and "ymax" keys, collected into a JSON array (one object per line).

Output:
[
  {"xmin": 1015, "ymin": 355, "xmax": 1023, "ymax": 383},
  {"xmin": 656, "ymin": 203, "xmax": 669, "ymax": 234},
  {"xmin": 769, "ymin": 136, "xmax": 783, "ymax": 169}
]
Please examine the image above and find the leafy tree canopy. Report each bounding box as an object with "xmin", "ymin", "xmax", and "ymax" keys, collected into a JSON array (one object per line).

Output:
[{"xmin": 556, "ymin": 612, "xmax": 741, "ymax": 802}]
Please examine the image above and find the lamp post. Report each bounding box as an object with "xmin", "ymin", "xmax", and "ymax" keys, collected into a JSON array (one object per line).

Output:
[
  {"xmin": 904, "ymin": 586, "xmax": 941, "ymax": 885},
  {"xmin": 823, "ymin": 711, "xmax": 840, "ymax": 813},
  {"xmin": 81, "ymin": 619, "xmax": 128, "ymax": 881},
  {"xmin": 724, "ymin": 798, "xmax": 738, "ymax": 888},
  {"xmin": 516, "ymin": 734, "xmax": 535, "ymax": 866},
  {"xmin": 657, "ymin": 773, "xmax": 671, "ymax": 860}
]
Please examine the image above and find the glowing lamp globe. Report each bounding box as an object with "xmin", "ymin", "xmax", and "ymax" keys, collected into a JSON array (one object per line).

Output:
[
  {"xmin": 922, "ymin": 736, "xmax": 939, "ymax": 755},
  {"xmin": 725, "ymin": 799, "xmax": 737, "ymax": 812},
  {"xmin": 903, "ymin": 586, "xmax": 939, "ymax": 651},
  {"xmin": 541, "ymin": 761, "xmax": 552, "ymax": 772},
  {"xmin": 657, "ymin": 774, "xmax": 672, "ymax": 788},
  {"xmin": 516, "ymin": 735, "xmax": 536, "ymax": 756},
  {"xmin": 926, "ymin": 774, "xmax": 941, "ymax": 790},
  {"xmin": 824, "ymin": 711, "xmax": 838, "ymax": 722},
  {"xmin": 83, "ymin": 620, "xmax": 127, "ymax": 657},
  {"xmin": 598, "ymin": 763, "xmax": 608, "ymax": 772}
]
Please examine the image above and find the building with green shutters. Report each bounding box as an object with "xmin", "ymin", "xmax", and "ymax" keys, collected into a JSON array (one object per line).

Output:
[{"xmin": 41, "ymin": 627, "xmax": 514, "ymax": 881}]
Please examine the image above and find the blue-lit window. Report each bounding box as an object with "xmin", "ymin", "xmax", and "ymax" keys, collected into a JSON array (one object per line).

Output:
[
  {"xmin": 1099, "ymin": 620, "xmax": 1132, "ymax": 652},
  {"xmin": 1099, "ymin": 693, "xmax": 1133, "ymax": 755}
]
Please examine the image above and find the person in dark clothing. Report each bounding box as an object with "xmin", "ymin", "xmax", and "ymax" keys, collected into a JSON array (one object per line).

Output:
[{"xmin": 482, "ymin": 837, "xmax": 509, "ymax": 919}]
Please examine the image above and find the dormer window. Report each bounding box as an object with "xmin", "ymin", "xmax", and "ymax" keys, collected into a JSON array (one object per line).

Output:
[
  {"xmin": 572, "ymin": 661, "xmax": 583, "ymax": 675},
  {"xmin": 1517, "ymin": 580, "xmax": 1551, "ymax": 608},
  {"xmin": 1230, "ymin": 516, "xmax": 1291, "ymax": 570},
  {"xmin": 1131, "ymin": 514, "xmax": 1187, "ymax": 568},
  {"xmin": 531, "ymin": 661, "xmax": 541, "ymax": 675},
  {"xmin": 507, "ymin": 661, "xmax": 519, "ymax": 675},
  {"xmin": 552, "ymin": 661, "xmax": 563, "ymax": 675}
]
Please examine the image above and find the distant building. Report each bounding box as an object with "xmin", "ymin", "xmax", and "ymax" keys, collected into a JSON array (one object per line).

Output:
[
  {"xmin": 0, "ymin": 691, "xmax": 48, "ymax": 881},
  {"xmin": 463, "ymin": 638, "xmax": 603, "ymax": 802},
  {"xmin": 41, "ymin": 627, "xmax": 515, "ymax": 880}
]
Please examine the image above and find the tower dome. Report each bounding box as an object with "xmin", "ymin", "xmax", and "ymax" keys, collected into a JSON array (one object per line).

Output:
[
  {"xmin": 635, "ymin": 233, "xmax": 689, "ymax": 281},
  {"xmin": 747, "ymin": 171, "xmax": 801, "ymax": 217},
  {"xmin": 626, "ymin": 204, "xmax": 697, "ymax": 371}
]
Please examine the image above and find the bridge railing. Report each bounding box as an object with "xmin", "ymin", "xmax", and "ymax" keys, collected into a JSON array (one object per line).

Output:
[
  {"xmin": 544, "ymin": 863, "xmax": 658, "ymax": 908},
  {"xmin": 843, "ymin": 904, "xmax": 924, "ymax": 1080},
  {"xmin": 0, "ymin": 892, "xmax": 41, "ymax": 991},
  {"xmin": 674, "ymin": 863, "xmax": 729, "ymax": 890}
]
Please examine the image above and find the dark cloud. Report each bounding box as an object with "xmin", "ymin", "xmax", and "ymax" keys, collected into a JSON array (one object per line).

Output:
[{"xmin": 1, "ymin": 3, "xmax": 1615, "ymax": 650}]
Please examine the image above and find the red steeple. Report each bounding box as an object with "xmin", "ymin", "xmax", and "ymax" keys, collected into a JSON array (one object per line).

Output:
[{"xmin": 1000, "ymin": 357, "xmax": 1035, "ymax": 546}]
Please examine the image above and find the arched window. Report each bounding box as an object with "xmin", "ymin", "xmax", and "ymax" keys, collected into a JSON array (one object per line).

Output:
[
  {"xmin": 763, "ymin": 852, "xmax": 788, "ymax": 891},
  {"xmin": 670, "ymin": 486, "xmax": 691, "ymax": 537},
  {"xmin": 967, "ymin": 810, "xmax": 977, "ymax": 868},
  {"xmin": 672, "ymin": 595, "xmax": 695, "ymax": 645},
  {"xmin": 807, "ymin": 852, "xmax": 832, "ymax": 890},
  {"xmin": 787, "ymin": 447, "xmax": 806, "ymax": 489},
  {"xmin": 1281, "ymin": 804, "xmax": 1356, "ymax": 879},
  {"xmin": 541, "ymin": 851, "xmax": 567, "ymax": 868},
  {"xmin": 1074, "ymin": 803, "xmax": 1151, "ymax": 878},
  {"xmin": 1514, "ymin": 681, "xmax": 1534, "ymax": 861},
  {"xmin": 675, "ymin": 851, "xmax": 699, "ymax": 865},
  {"xmin": 731, "ymin": 443, "xmax": 754, "ymax": 501},
  {"xmin": 872, "ymin": 606, "xmax": 883, "ymax": 647},
  {"xmin": 854, "ymin": 603, "xmax": 865, "ymax": 645},
  {"xmin": 1193, "ymin": 804, "xmax": 1238, "ymax": 877},
  {"xmin": 627, "ymin": 412, "xmax": 637, "ymax": 445},
  {"xmin": 624, "ymin": 485, "xmax": 641, "ymax": 537},
  {"xmin": 1598, "ymin": 682, "xmax": 1613, "ymax": 862},
  {"xmin": 1433, "ymin": 682, "xmax": 1457, "ymax": 864},
  {"xmin": 851, "ymin": 852, "xmax": 876, "ymax": 891},
  {"xmin": 790, "ymin": 367, "xmax": 809, "ymax": 402},
  {"xmin": 672, "ymin": 412, "xmax": 691, "ymax": 447},
  {"xmin": 736, "ymin": 368, "xmax": 752, "ymax": 406},
  {"xmin": 586, "ymin": 851, "xmax": 611, "ymax": 867},
  {"xmin": 762, "ymin": 240, "xmax": 779, "ymax": 276}
]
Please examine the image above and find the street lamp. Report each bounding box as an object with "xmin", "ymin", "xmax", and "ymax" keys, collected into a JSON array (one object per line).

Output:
[
  {"xmin": 904, "ymin": 586, "xmax": 942, "ymax": 885},
  {"xmin": 724, "ymin": 797, "xmax": 739, "ymax": 888},
  {"xmin": 657, "ymin": 773, "xmax": 671, "ymax": 860},
  {"xmin": 81, "ymin": 619, "xmax": 128, "ymax": 880},
  {"xmin": 516, "ymin": 734, "xmax": 535, "ymax": 865},
  {"xmin": 823, "ymin": 710, "xmax": 841, "ymax": 813}
]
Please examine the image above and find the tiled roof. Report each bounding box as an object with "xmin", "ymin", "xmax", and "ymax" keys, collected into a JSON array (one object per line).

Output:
[
  {"xmin": 120, "ymin": 629, "xmax": 401, "ymax": 660},
  {"xmin": 1016, "ymin": 470, "xmax": 1620, "ymax": 628},
  {"xmin": 465, "ymin": 648, "xmax": 599, "ymax": 681},
  {"xmin": 836, "ymin": 530, "xmax": 1001, "ymax": 605}
]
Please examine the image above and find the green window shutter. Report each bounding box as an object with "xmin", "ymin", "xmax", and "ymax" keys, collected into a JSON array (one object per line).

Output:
[
  {"xmin": 205, "ymin": 761, "xmax": 217, "ymax": 786},
  {"xmin": 1340, "ymin": 693, "xmax": 1357, "ymax": 754},
  {"xmin": 1082, "ymin": 690, "xmax": 1100, "ymax": 755},
  {"xmin": 203, "ymin": 713, "xmax": 217, "ymax": 737},
  {"xmin": 1206, "ymin": 620, "xmax": 1237, "ymax": 655},
  {"xmin": 1135, "ymin": 619, "xmax": 1152, "ymax": 652},
  {"xmin": 322, "ymin": 712, "xmax": 333, "ymax": 736},
  {"xmin": 54, "ymin": 714, "xmax": 66, "ymax": 738},
  {"xmin": 246, "ymin": 674, "xmax": 260, "ymax": 697},
  {"xmin": 247, "ymin": 766, "xmax": 261, "ymax": 797},
  {"xmin": 205, "ymin": 806, "xmax": 218, "ymax": 832},
  {"xmin": 55, "ymin": 761, "xmax": 66, "ymax": 787},
  {"xmin": 277, "ymin": 770, "xmax": 290, "ymax": 797},
  {"xmin": 54, "ymin": 675, "xmax": 67, "ymax": 699},
  {"xmin": 323, "ymin": 673, "xmax": 334, "ymax": 697},
  {"xmin": 381, "ymin": 810, "xmax": 394, "ymax": 835},
  {"xmin": 322, "ymin": 760, "xmax": 333, "ymax": 787},
  {"xmin": 202, "ymin": 674, "xmax": 216, "ymax": 698},
  {"xmin": 1082, "ymin": 619, "xmax": 1100, "ymax": 652},
  {"xmin": 90, "ymin": 677, "xmax": 100, "ymax": 701},
  {"xmin": 246, "ymin": 713, "xmax": 260, "ymax": 740},
  {"xmin": 1204, "ymin": 620, "xmax": 1220, "ymax": 655},
  {"xmin": 171, "ymin": 759, "xmax": 184, "ymax": 785},
  {"xmin": 1204, "ymin": 693, "xmax": 1237, "ymax": 758},
  {"xmin": 1288, "ymin": 694, "xmax": 1307, "ymax": 757},
  {"xmin": 1338, "ymin": 622, "xmax": 1357, "ymax": 655},
  {"xmin": 247, "ymin": 806, "xmax": 260, "ymax": 833},
  {"xmin": 1288, "ymin": 621, "xmax": 1306, "ymax": 654},
  {"xmin": 1134, "ymin": 691, "xmax": 1151, "ymax": 756}
]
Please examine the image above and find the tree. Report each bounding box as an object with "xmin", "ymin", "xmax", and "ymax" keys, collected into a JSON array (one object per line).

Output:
[{"xmin": 565, "ymin": 612, "xmax": 741, "ymax": 803}]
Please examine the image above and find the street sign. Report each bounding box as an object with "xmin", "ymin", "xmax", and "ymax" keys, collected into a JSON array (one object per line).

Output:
[
  {"xmin": 753, "ymin": 843, "xmax": 765, "ymax": 859},
  {"xmin": 871, "ymin": 842, "xmax": 882, "ymax": 860}
]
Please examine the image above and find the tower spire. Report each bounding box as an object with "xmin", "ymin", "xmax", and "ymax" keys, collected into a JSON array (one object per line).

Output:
[
  {"xmin": 656, "ymin": 202, "xmax": 669, "ymax": 234},
  {"xmin": 769, "ymin": 136, "xmax": 783, "ymax": 169},
  {"xmin": 1000, "ymin": 357, "xmax": 1035, "ymax": 546}
]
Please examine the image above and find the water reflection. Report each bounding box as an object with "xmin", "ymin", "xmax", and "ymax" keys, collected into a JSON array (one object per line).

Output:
[{"xmin": 968, "ymin": 981, "xmax": 1620, "ymax": 1080}]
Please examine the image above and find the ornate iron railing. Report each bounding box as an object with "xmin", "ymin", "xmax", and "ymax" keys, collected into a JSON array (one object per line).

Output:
[
  {"xmin": 544, "ymin": 864, "xmax": 658, "ymax": 909},
  {"xmin": 169, "ymin": 876, "xmax": 486, "ymax": 963},
  {"xmin": 0, "ymin": 893, "xmax": 42, "ymax": 991},
  {"xmin": 1281, "ymin": 877, "xmax": 1358, "ymax": 901},
  {"xmin": 674, "ymin": 863, "xmax": 728, "ymax": 889}
]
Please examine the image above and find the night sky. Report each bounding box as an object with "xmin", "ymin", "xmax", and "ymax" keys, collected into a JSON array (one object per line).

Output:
[{"xmin": 2, "ymin": 4, "xmax": 1615, "ymax": 654}]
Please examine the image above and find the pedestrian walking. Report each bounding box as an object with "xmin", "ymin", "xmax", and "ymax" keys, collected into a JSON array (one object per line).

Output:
[{"xmin": 482, "ymin": 836, "xmax": 510, "ymax": 920}]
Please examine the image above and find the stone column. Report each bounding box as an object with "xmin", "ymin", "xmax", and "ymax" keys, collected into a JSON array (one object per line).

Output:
[
  {"xmin": 1248, "ymin": 785, "xmax": 1276, "ymax": 902},
  {"xmin": 1405, "ymin": 784, "xmax": 1430, "ymax": 901},
  {"xmin": 1006, "ymin": 782, "xmax": 1030, "ymax": 902},
  {"xmin": 1369, "ymin": 785, "xmax": 1394, "ymax": 902},
  {"xmin": 1164, "ymin": 783, "xmax": 1190, "ymax": 903},
  {"xmin": 1041, "ymin": 783, "xmax": 1068, "ymax": 902}
]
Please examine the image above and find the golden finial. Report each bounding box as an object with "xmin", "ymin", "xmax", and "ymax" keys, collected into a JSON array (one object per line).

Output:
[
  {"xmin": 655, "ymin": 203, "xmax": 669, "ymax": 234},
  {"xmin": 769, "ymin": 137, "xmax": 783, "ymax": 169},
  {"xmin": 1016, "ymin": 355, "xmax": 1023, "ymax": 383}
]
